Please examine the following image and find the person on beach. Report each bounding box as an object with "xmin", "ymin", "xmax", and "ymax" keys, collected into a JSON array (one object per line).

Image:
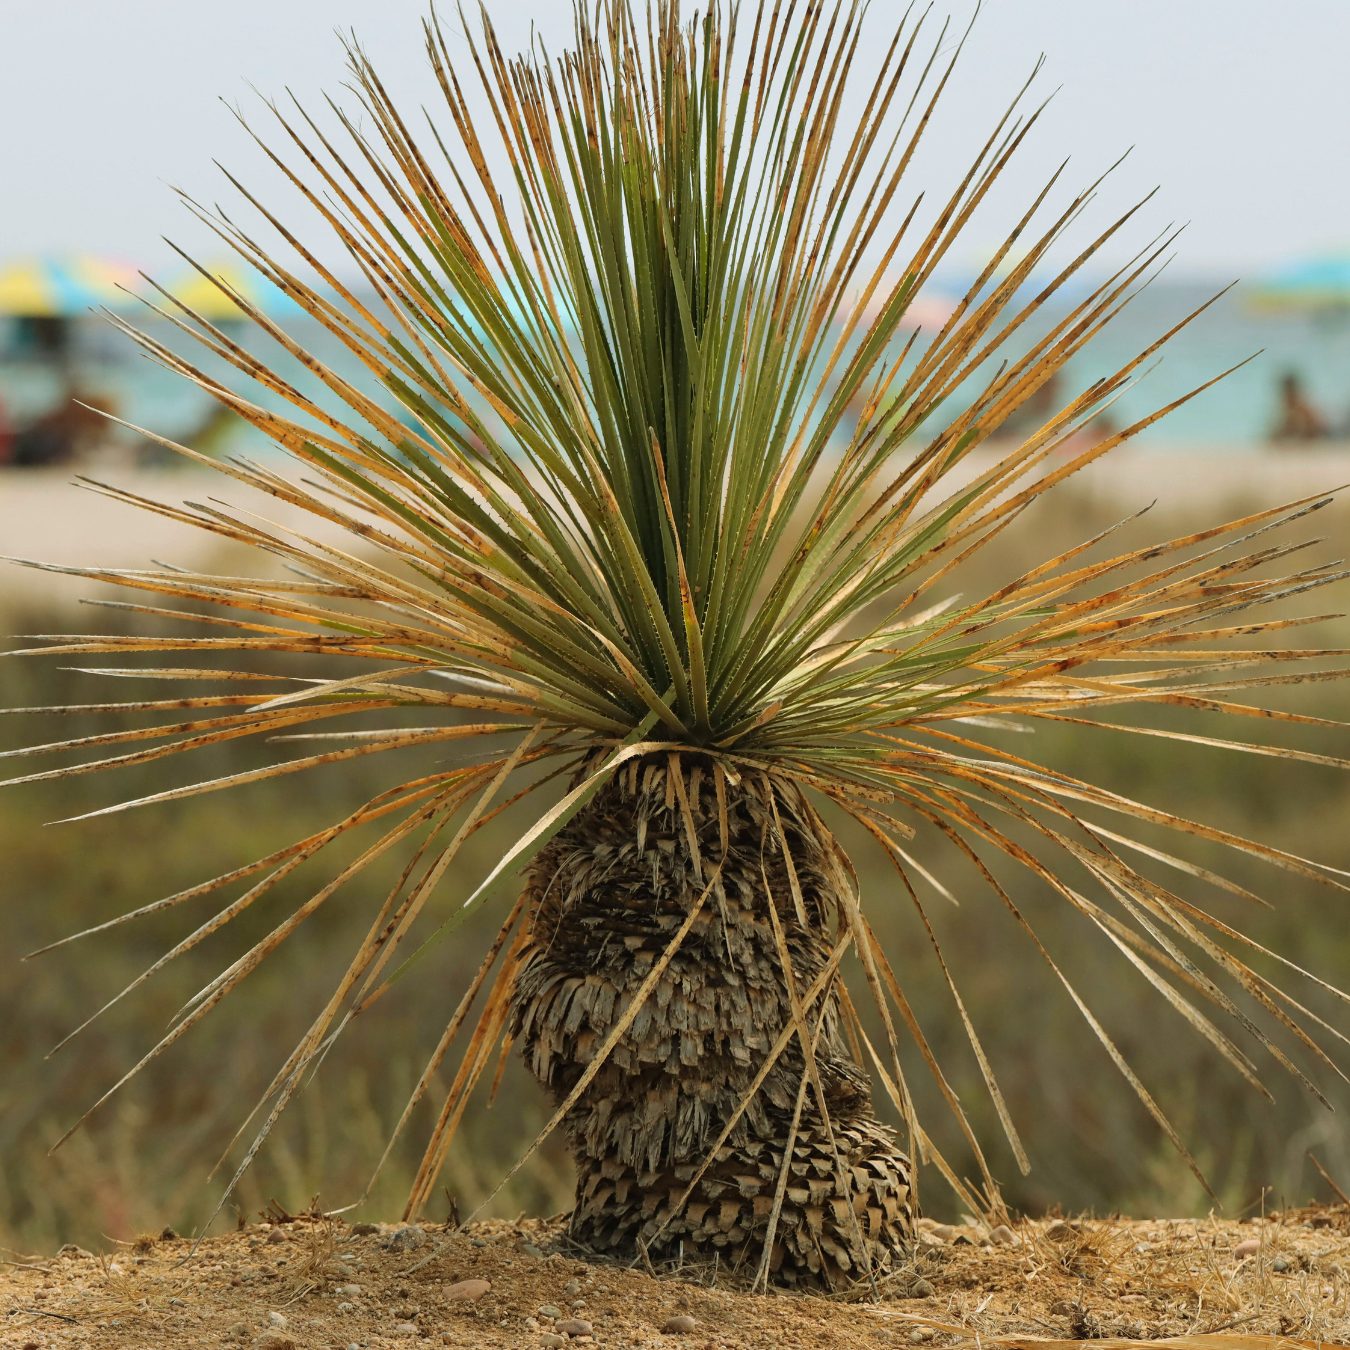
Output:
[
  {"xmin": 10, "ymin": 389, "xmax": 115, "ymax": 466},
  {"xmin": 0, "ymin": 393, "xmax": 14, "ymax": 464},
  {"xmin": 1269, "ymin": 371, "xmax": 1328, "ymax": 442}
]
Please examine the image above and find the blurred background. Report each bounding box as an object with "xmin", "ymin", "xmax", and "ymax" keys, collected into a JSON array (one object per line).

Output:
[{"xmin": 3, "ymin": 0, "xmax": 1350, "ymax": 1254}]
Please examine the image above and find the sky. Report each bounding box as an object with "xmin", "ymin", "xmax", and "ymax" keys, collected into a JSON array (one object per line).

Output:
[{"xmin": 1, "ymin": 0, "xmax": 1347, "ymax": 282}]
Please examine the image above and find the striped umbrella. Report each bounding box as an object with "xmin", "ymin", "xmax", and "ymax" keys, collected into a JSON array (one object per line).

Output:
[
  {"xmin": 858, "ymin": 277, "xmax": 959, "ymax": 330},
  {"xmin": 0, "ymin": 254, "xmax": 141, "ymax": 317},
  {"xmin": 159, "ymin": 258, "xmax": 300, "ymax": 321}
]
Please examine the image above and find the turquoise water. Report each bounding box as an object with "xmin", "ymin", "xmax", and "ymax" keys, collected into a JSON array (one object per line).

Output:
[
  {"xmin": 1047, "ymin": 280, "xmax": 1350, "ymax": 444},
  {"xmin": 3, "ymin": 282, "xmax": 1349, "ymax": 455}
]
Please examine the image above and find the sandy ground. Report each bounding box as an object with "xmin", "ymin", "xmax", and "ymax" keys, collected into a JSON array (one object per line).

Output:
[
  {"xmin": 3, "ymin": 1204, "xmax": 1348, "ymax": 1350},
  {"xmin": 3, "ymin": 449, "xmax": 1349, "ymax": 611}
]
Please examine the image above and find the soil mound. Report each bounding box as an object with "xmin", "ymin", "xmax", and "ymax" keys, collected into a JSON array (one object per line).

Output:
[{"xmin": 3, "ymin": 1203, "xmax": 1348, "ymax": 1348}]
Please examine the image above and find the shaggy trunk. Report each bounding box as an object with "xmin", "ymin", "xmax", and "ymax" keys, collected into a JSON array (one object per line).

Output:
[{"xmin": 509, "ymin": 756, "xmax": 914, "ymax": 1288}]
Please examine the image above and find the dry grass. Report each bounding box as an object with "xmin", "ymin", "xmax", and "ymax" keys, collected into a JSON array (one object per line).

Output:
[
  {"xmin": 6, "ymin": 470, "xmax": 1350, "ymax": 1266},
  {"xmin": 3, "ymin": 1204, "xmax": 1349, "ymax": 1348}
]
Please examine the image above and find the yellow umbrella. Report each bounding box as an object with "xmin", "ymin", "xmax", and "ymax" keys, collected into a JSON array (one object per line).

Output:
[
  {"xmin": 0, "ymin": 254, "xmax": 140, "ymax": 317},
  {"xmin": 159, "ymin": 258, "xmax": 300, "ymax": 320}
]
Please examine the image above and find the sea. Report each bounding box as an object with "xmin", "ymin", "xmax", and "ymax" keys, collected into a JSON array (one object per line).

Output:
[{"xmin": 3, "ymin": 280, "xmax": 1349, "ymax": 456}]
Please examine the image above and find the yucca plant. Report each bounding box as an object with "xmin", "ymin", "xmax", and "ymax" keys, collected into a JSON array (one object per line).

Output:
[{"xmin": 9, "ymin": 0, "xmax": 1350, "ymax": 1292}]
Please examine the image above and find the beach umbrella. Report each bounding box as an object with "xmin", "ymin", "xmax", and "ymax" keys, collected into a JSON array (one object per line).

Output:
[
  {"xmin": 158, "ymin": 258, "xmax": 301, "ymax": 321},
  {"xmin": 858, "ymin": 277, "xmax": 959, "ymax": 330},
  {"xmin": 1248, "ymin": 253, "xmax": 1350, "ymax": 313},
  {"xmin": 0, "ymin": 254, "xmax": 140, "ymax": 317}
]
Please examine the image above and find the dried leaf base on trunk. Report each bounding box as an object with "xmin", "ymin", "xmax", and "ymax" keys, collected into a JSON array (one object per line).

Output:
[{"xmin": 509, "ymin": 757, "xmax": 914, "ymax": 1288}]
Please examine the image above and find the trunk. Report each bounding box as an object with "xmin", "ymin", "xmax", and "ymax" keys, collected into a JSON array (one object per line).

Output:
[{"xmin": 508, "ymin": 755, "xmax": 914, "ymax": 1288}]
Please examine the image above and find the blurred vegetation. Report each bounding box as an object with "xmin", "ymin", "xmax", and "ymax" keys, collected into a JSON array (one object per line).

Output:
[{"xmin": 3, "ymin": 477, "xmax": 1349, "ymax": 1254}]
